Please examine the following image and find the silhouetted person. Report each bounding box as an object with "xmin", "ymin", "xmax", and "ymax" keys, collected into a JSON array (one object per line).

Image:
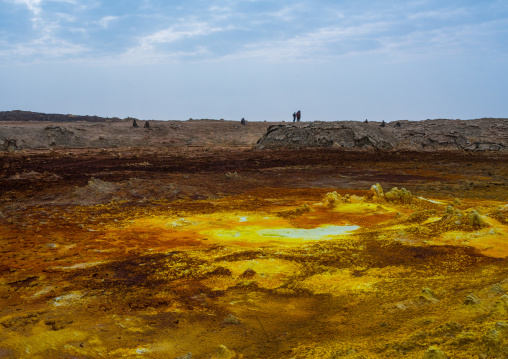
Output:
[
  {"xmin": 296, "ymin": 110, "xmax": 301, "ymax": 122},
  {"xmin": 132, "ymin": 119, "xmax": 139, "ymax": 128},
  {"xmin": 144, "ymin": 120, "xmax": 150, "ymax": 128},
  {"xmin": 380, "ymin": 120, "xmax": 386, "ymax": 127},
  {"xmin": 293, "ymin": 112, "xmax": 296, "ymax": 122},
  {"xmin": 364, "ymin": 119, "xmax": 368, "ymax": 124},
  {"xmin": 241, "ymin": 118, "xmax": 246, "ymax": 125}
]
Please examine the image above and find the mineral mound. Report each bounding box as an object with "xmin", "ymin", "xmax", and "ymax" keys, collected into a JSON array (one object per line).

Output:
[{"xmin": 255, "ymin": 118, "xmax": 508, "ymax": 151}]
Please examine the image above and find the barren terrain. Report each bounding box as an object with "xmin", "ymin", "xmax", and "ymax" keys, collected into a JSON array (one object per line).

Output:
[
  {"xmin": 1, "ymin": 119, "xmax": 508, "ymax": 359},
  {"xmin": 0, "ymin": 119, "xmax": 283, "ymax": 150}
]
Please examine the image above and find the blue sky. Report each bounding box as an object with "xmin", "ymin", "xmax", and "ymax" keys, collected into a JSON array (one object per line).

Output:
[{"xmin": 1, "ymin": 0, "xmax": 507, "ymax": 122}]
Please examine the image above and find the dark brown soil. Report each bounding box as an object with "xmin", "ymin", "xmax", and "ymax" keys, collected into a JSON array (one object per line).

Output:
[{"xmin": 1, "ymin": 148, "xmax": 507, "ymax": 206}]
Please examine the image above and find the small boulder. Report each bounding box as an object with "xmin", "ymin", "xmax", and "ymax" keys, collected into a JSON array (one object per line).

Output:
[
  {"xmin": 423, "ymin": 345, "xmax": 448, "ymax": 359},
  {"xmin": 223, "ymin": 314, "xmax": 241, "ymax": 325},
  {"xmin": 490, "ymin": 283, "xmax": 505, "ymax": 294},
  {"xmin": 464, "ymin": 294, "xmax": 480, "ymax": 305},
  {"xmin": 420, "ymin": 288, "xmax": 438, "ymax": 302},
  {"xmin": 454, "ymin": 331, "xmax": 475, "ymax": 345},
  {"xmin": 240, "ymin": 268, "xmax": 256, "ymax": 278},
  {"xmin": 214, "ymin": 344, "xmax": 234, "ymax": 359},
  {"xmin": 493, "ymin": 294, "xmax": 508, "ymax": 314},
  {"xmin": 495, "ymin": 322, "xmax": 508, "ymax": 336},
  {"xmin": 482, "ymin": 329, "xmax": 501, "ymax": 353},
  {"xmin": 432, "ymin": 322, "xmax": 463, "ymax": 337}
]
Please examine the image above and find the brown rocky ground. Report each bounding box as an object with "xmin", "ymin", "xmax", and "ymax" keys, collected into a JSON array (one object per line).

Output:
[
  {"xmin": 1, "ymin": 147, "xmax": 507, "ymax": 205},
  {"xmin": 1, "ymin": 131, "xmax": 508, "ymax": 358},
  {"xmin": 0, "ymin": 120, "xmax": 282, "ymax": 150}
]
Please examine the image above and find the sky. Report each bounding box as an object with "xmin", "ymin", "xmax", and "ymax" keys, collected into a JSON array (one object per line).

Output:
[{"xmin": 0, "ymin": 0, "xmax": 507, "ymax": 122}]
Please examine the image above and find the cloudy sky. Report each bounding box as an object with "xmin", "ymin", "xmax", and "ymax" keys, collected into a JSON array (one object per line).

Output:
[{"xmin": 1, "ymin": 0, "xmax": 507, "ymax": 122}]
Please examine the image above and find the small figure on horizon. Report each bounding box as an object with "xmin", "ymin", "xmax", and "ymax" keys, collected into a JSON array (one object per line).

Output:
[
  {"xmin": 380, "ymin": 120, "xmax": 386, "ymax": 127},
  {"xmin": 241, "ymin": 118, "xmax": 246, "ymax": 125},
  {"xmin": 293, "ymin": 112, "xmax": 296, "ymax": 122},
  {"xmin": 132, "ymin": 119, "xmax": 139, "ymax": 128},
  {"xmin": 144, "ymin": 120, "xmax": 150, "ymax": 128},
  {"xmin": 364, "ymin": 119, "xmax": 368, "ymax": 124},
  {"xmin": 296, "ymin": 110, "xmax": 301, "ymax": 122}
]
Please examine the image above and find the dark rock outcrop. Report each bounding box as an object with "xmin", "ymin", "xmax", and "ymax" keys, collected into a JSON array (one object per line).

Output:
[
  {"xmin": 1, "ymin": 139, "xmax": 19, "ymax": 151},
  {"xmin": 255, "ymin": 119, "xmax": 508, "ymax": 151},
  {"xmin": 0, "ymin": 110, "xmax": 131, "ymax": 123}
]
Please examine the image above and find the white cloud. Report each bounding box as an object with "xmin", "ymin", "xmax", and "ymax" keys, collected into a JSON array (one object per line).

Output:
[
  {"xmin": 11, "ymin": 0, "xmax": 43, "ymax": 15},
  {"xmin": 208, "ymin": 5, "xmax": 234, "ymax": 20},
  {"xmin": 120, "ymin": 21, "xmax": 236, "ymax": 63},
  {"xmin": 3, "ymin": 0, "xmax": 507, "ymax": 65},
  {"xmin": 221, "ymin": 21, "xmax": 390, "ymax": 62},
  {"xmin": 144, "ymin": 23, "xmax": 222, "ymax": 44},
  {"xmin": 97, "ymin": 15, "xmax": 119, "ymax": 28},
  {"xmin": 10, "ymin": 0, "xmax": 80, "ymax": 15},
  {"xmin": 0, "ymin": 36, "xmax": 87, "ymax": 60},
  {"xmin": 266, "ymin": 4, "xmax": 306, "ymax": 21},
  {"xmin": 120, "ymin": 45, "xmax": 211, "ymax": 64},
  {"xmin": 2, "ymin": 0, "xmax": 89, "ymax": 62},
  {"xmin": 408, "ymin": 8, "xmax": 469, "ymax": 20}
]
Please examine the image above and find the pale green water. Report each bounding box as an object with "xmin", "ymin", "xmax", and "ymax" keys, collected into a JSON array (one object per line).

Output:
[
  {"xmin": 257, "ymin": 225, "xmax": 359, "ymax": 240},
  {"xmin": 209, "ymin": 225, "xmax": 360, "ymax": 242}
]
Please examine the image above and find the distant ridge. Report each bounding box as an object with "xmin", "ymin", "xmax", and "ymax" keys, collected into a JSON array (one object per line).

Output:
[{"xmin": 0, "ymin": 110, "xmax": 135, "ymax": 123}]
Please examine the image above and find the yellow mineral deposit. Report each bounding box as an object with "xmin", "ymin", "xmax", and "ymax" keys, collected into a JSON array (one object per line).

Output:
[{"xmin": 1, "ymin": 185, "xmax": 508, "ymax": 358}]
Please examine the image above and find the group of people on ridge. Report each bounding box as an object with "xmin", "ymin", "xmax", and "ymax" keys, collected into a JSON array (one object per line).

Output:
[{"xmin": 292, "ymin": 111, "xmax": 301, "ymax": 122}]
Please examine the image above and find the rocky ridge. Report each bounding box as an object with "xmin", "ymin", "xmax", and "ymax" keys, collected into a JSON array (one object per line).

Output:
[{"xmin": 255, "ymin": 118, "xmax": 508, "ymax": 151}]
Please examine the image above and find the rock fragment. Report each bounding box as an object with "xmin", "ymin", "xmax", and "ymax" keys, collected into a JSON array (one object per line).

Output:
[
  {"xmin": 464, "ymin": 294, "xmax": 480, "ymax": 305},
  {"xmin": 482, "ymin": 329, "xmax": 501, "ymax": 353},
  {"xmin": 240, "ymin": 268, "xmax": 256, "ymax": 278},
  {"xmin": 493, "ymin": 294, "xmax": 508, "ymax": 314},
  {"xmin": 495, "ymin": 322, "xmax": 508, "ymax": 336},
  {"xmin": 223, "ymin": 314, "xmax": 241, "ymax": 325},
  {"xmin": 214, "ymin": 344, "xmax": 234, "ymax": 358},
  {"xmin": 420, "ymin": 288, "xmax": 438, "ymax": 303},
  {"xmin": 453, "ymin": 331, "xmax": 475, "ymax": 345},
  {"xmin": 423, "ymin": 345, "xmax": 448, "ymax": 359},
  {"xmin": 490, "ymin": 283, "xmax": 505, "ymax": 294}
]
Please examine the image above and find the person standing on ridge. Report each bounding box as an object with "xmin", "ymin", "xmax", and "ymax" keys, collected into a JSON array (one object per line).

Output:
[
  {"xmin": 293, "ymin": 112, "xmax": 296, "ymax": 122},
  {"xmin": 296, "ymin": 110, "xmax": 301, "ymax": 122}
]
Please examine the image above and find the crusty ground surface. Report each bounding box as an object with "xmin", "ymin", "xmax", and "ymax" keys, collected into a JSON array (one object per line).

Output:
[
  {"xmin": 1, "ymin": 148, "xmax": 508, "ymax": 359},
  {"xmin": 2, "ymin": 147, "xmax": 507, "ymax": 204}
]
